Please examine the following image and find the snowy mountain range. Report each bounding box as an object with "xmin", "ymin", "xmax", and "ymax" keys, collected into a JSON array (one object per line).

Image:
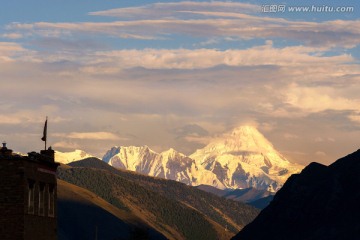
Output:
[
  {"xmin": 100, "ymin": 126, "xmax": 303, "ymax": 191},
  {"xmin": 55, "ymin": 150, "xmax": 94, "ymax": 164}
]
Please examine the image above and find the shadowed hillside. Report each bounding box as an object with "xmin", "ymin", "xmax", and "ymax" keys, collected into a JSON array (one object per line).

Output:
[
  {"xmin": 58, "ymin": 180, "xmax": 166, "ymax": 240},
  {"xmin": 232, "ymin": 149, "xmax": 360, "ymax": 240},
  {"xmin": 58, "ymin": 157, "xmax": 259, "ymax": 240}
]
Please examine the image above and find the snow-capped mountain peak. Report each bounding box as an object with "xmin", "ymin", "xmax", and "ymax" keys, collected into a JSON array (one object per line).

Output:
[
  {"xmin": 200, "ymin": 125, "xmax": 276, "ymax": 155},
  {"xmin": 161, "ymin": 148, "xmax": 185, "ymax": 159},
  {"xmin": 190, "ymin": 126, "xmax": 302, "ymax": 191},
  {"xmin": 102, "ymin": 146, "xmax": 120, "ymax": 163},
  {"xmin": 55, "ymin": 149, "xmax": 94, "ymax": 164},
  {"xmin": 102, "ymin": 125, "xmax": 303, "ymax": 192}
]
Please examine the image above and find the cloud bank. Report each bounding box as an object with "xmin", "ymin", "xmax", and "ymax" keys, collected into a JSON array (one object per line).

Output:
[{"xmin": 1, "ymin": 1, "xmax": 359, "ymax": 164}]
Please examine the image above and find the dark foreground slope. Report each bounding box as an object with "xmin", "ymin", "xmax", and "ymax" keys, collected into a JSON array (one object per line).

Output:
[
  {"xmin": 57, "ymin": 179, "xmax": 166, "ymax": 240},
  {"xmin": 59, "ymin": 158, "xmax": 259, "ymax": 240},
  {"xmin": 232, "ymin": 149, "xmax": 360, "ymax": 240}
]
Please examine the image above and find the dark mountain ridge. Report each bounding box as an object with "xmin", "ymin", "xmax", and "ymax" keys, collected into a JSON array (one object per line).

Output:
[
  {"xmin": 232, "ymin": 149, "xmax": 360, "ymax": 240},
  {"xmin": 60, "ymin": 157, "xmax": 259, "ymax": 239}
]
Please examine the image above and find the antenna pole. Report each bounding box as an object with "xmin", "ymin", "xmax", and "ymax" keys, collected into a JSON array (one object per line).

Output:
[
  {"xmin": 41, "ymin": 116, "xmax": 48, "ymax": 150},
  {"xmin": 45, "ymin": 116, "xmax": 47, "ymax": 150}
]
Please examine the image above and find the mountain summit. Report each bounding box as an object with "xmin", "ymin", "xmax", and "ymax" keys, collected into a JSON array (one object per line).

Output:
[
  {"xmin": 190, "ymin": 126, "xmax": 303, "ymax": 191},
  {"xmin": 103, "ymin": 126, "xmax": 302, "ymax": 191},
  {"xmin": 55, "ymin": 150, "xmax": 94, "ymax": 164},
  {"xmin": 205, "ymin": 126, "xmax": 275, "ymax": 153}
]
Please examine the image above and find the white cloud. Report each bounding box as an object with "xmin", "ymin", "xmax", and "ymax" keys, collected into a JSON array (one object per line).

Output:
[
  {"xmin": 1, "ymin": 1, "xmax": 360, "ymax": 164},
  {"xmin": 0, "ymin": 107, "xmax": 66, "ymax": 125},
  {"xmin": 184, "ymin": 135, "xmax": 212, "ymax": 145},
  {"xmin": 53, "ymin": 141, "xmax": 80, "ymax": 150},
  {"xmin": 286, "ymin": 84, "xmax": 360, "ymax": 113},
  {"xmin": 0, "ymin": 115, "xmax": 24, "ymax": 124},
  {"xmin": 315, "ymin": 151, "xmax": 326, "ymax": 157},
  {"xmin": 3, "ymin": 41, "xmax": 353, "ymax": 72},
  {"xmin": 89, "ymin": 1, "xmax": 259, "ymax": 19},
  {"xmin": 0, "ymin": 42, "xmax": 28, "ymax": 62},
  {"xmin": 6, "ymin": 3, "xmax": 360, "ymax": 48},
  {"xmin": 315, "ymin": 137, "xmax": 336, "ymax": 143},
  {"xmin": 1, "ymin": 33, "xmax": 23, "ymax": 39},
  {"xmin": 348, "ymin": 114, "xmax": 360, "ymax": 124},
  {"xmin": 66, "ymin": 132, "xmax": 122, "ymax": 140},
  {"xmin": 284, "ymin": 133, "xmax": 299, "ymax": 140},
  {"xmin": 83, "ymin": 45, "xmax": 353, "ymax": 70},
  {"xmin": 0, "ymin": 42, "xmax": 358, "ymax": 127}
]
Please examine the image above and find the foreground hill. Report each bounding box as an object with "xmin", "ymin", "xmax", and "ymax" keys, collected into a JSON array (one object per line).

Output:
[
  {"xmin": 58, "ymin": 158, "xmax": 259, "ymax": 240},
  {"xmin": 232, "ymin": 149, "xmax": 360, "ymax": 240},
  {"xmin": 57, "ymin": 179, "xmax": 166, "ymax": 240}
]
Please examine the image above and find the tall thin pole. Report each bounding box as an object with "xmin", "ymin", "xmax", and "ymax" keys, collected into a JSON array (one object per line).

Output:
[
  {"xmin": 41, "ymin": 116, "xmax": 48, "ymax": 150},
  {"xmin": 45, "ymin": 116, "xmax": 47, "ymax": 150}
]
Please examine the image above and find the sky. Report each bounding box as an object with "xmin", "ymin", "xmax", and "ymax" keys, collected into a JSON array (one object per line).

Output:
[{"xmin": 0, "ymin": 0, "xmax": 359, "ymax": 165}]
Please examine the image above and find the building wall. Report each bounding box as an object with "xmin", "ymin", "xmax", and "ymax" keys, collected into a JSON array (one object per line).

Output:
[
  {"xmin": 23, "ymin": 159, "xmax": 58, "ymax": 240},
  {"xmin": 0, "ymin": 153, "xmax": 58, "ymax": 240},
  {"xmin": 0, "ymin": 158, "xmax": 25, "ymax": 240}
]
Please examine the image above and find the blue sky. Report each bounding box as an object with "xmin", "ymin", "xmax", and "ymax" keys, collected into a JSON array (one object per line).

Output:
[{"xmin": 0, "ymin": 0, "xmax": 359, "ymax": 165}]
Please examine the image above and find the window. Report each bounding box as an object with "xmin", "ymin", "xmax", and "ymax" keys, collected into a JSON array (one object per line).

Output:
[
  {"xmin": 38, "ymin": 183, "xmax": 45, "ymax": 216},
  {"xmin": 27, "ymin": 180, "xmax": 35, "ymax": 214},
  {"xmin": 48, "ymin": 185, "xmax": 55, "ymax": 217}
]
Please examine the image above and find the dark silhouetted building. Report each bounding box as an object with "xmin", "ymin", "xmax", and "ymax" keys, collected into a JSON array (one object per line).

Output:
[{"xmin": 0, "ymin": 143, "xmax": 59, "ymax": 240}]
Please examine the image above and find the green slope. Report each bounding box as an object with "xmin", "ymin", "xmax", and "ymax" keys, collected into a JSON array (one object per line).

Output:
[
  {"xmin": 58, "ymin": 158, "xmax": 259, "ymax": 239},
  {"xmin": 57, "ymin": 179, "xmax": 166, "ymax": 240}
]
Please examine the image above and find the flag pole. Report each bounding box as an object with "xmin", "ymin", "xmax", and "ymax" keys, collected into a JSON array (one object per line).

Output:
[
  {"xmin": 41, "ymin": 116, "xmax": 48, "ymax": 150},
  {"xmin": 45, "ymin": 116, "xmax": 47, "ymax": 150},
  {"xmin": 45, "ymin": 124, "xmax": 47, "ymax": 151}
]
